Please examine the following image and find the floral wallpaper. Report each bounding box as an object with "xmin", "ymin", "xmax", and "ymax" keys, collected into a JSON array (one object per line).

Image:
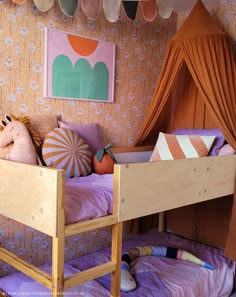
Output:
[
  {"xmin": 0, "ymin": 0, "xmax": 235, "ymax": 277},
  {"xmin": 0, "ymin": 0, "xmax": 177, "ymax": 147}
]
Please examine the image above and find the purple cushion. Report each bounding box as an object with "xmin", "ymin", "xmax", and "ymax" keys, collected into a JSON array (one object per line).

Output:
[
  {"xmin": 218, "ymin": 144, "xmax": 235, "ymax": 156},
  {"xmin": 58, "ymin": 121, "xmax": 103, "ymax": 155},
  {"xmin": 172, "ymin": 128, "xmax": 225, "ymax": 156}
]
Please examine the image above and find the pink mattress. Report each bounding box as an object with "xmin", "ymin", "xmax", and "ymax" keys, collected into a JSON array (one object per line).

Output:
[
  {"xmin": 65, "ymin": 173, "xmax": 113, "ymax": 224},
  {"xmin": 0, "ymin": 232, "xmax": 234, "ymax": 296}
]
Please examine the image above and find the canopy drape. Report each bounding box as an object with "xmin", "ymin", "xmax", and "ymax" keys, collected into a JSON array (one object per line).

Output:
[{"xmin": 135, "ymin": 0, "xmax": 236, "ymax": 259}]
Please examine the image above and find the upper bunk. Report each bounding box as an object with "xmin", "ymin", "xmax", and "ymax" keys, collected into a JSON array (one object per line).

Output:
[{"xmin": 0, "ymin": 152, "xmax": 235, "ymax": 238}]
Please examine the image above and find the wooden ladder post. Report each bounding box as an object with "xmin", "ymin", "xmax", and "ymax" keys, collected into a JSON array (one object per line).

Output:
[
  {"xmin": 52, "ymin": 236, "xmax": 64, "ymax": 296},
  {"xmin": 52, "ymin": 170, "xmax": 65, "ymax": 296},
  {"xmin": 158, "ymin": 211, "xmax": 165, "ymax": 232},
  {"xmin": 110, "ymin": 222, "xmax": 123, "ymax": 297}
]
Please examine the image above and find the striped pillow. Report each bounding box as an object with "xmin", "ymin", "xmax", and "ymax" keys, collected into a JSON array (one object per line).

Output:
[
  {"xmin": 150, "ymin": 132, "xmax": 215, "ymax": 161},
  {"xmin": 42, "ymin": 128, "xmax": 92, "ymax": 177}
]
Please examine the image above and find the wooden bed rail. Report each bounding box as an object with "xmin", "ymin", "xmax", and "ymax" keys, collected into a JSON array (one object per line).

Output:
[
  {"xmin": 65, "ymin": 215, "xmax": 118, "ymax": 237},
  {"xmin": 64, "ymin": 262, "xmax": 116, "ymax": 289},
  {"xmin": 0, "ymin": 248, "xmax": 52, "ymax": 288},
  {"xmin": 0, "ymin": 247, "xmax": 118, "ymax": 292},
  {"xmin": 0, "ymin": 159, "xmax": 65, "ymax": 237},
  {"xmin": 111, "ymin": 145, "xmax": 154, "ymax": 153},
  {"xmin": 114, "ymin": 155, "xmax": 236, "ymax": 222},
  {"xmin": 111, "ymin": 145, "xmax": 154, "ymax": 164}
]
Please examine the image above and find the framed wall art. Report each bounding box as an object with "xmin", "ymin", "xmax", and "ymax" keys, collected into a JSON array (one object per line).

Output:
[{"xmin": 44, "ymin": 28, "xmax": 116, "ymax": 102}]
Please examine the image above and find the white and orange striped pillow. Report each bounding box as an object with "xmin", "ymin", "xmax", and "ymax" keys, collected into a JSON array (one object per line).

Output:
[
  {"xmin": 42, "ymin": 128, "xmax": 92, "ymax": 177},
  {"xmin": 150, "ymin": 132, "xmax": 215, "ymax": 161}
]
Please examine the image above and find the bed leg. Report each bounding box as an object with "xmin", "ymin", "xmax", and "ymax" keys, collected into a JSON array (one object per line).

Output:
[
  {"xmin": 158, "ymin": 212, "xmax": 165, "ymax": 232},
  {"xmin": 51, "ymin": 171, "xmax": 65, "ymax": 296},
  {"xmin": 52, "ymin": 236, "xmax": 64, "ymax": 296},
  {"xmin": 110, "ymin": 222, "xmax": 123, "ymax": 297}
]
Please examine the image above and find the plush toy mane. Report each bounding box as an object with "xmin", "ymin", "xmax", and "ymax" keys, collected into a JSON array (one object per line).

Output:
[
  {"xmin": 9, "ymin": 114, "xmax": 41, "ymax": 147},
  {"xmin": 0, "ymin": 114, "xmax": 40, "ymax": 165}
]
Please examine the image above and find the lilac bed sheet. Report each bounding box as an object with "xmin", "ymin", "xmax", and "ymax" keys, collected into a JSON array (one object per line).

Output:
[
  {"xmin": 65, "ymin": 173, "xmax": 113, "ymax": 224},
  {"xmin": 0, "ymin": 263, "xmax": 110, "ymax": 297},
  {"xmin": 120, "ymin": 231, "xmax": 235, "ymax": 297},
  {"xmin": 0, "ymin": 232, "xmax": 234, "ymax": 297}
]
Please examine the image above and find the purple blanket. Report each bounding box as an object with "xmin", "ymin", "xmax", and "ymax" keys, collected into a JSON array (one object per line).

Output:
[
  {"xmin": 67, "ymin": 249, "xmax": 170, "ymax": 297},
  {"xmin": 0, "ymin": 232, "xmax": 234, "ymax": 297},
  {"xmin": 65, "ymin": 173, "xmax": 113, "ymax": 224},
  {"xmin": 68, "ymin": 231, "xmax": 234, "ymax": 296},
  {"xmin": 0, "ymin": 256, "xmax": 169, "ymax": 297},
  {"xmin": 0, "ymin": 264, "xmax": 110, "ymax": 297}
]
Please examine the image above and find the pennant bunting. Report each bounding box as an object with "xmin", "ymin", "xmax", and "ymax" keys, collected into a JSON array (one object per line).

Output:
[
  {"xmin": 81, "ymin": 0, "xmax": 101, "ymax": 20},
  {"xmin": 158, "ymin": 0, "xmax": 172, "ymax": 19},
  {"xmin": 122, "ymin": 1, "xmax": 138, "ymax": 20},
  {"xmin": 58, "ymin": 0, "xmax": 79, "ymax": 17},
  {"xmin": 103, "ymin": 0, "xmax": 121, "ymax": 23},
  {"xmin": 33, "ymin": 0, "xmax": 54, "ymax": 12},
  {"xmin": 140, "ymin": 0, "xmax": 157, "ymax": 22}
]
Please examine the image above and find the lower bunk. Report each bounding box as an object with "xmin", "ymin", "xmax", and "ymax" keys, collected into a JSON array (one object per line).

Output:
[{"xmin": 0, "ymin": 231, "xmax": 234, "ymax": 297}]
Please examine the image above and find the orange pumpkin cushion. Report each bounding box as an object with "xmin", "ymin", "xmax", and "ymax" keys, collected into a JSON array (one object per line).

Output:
[{"xmin": 93, "ymin": 153, "xmax": 116, "ymax": 174}]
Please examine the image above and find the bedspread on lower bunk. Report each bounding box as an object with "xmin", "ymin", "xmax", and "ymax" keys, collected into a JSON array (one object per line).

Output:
[
  {"xmin": 0, "ymin": 231, "xmax": 234, "ymax": 297},
  {"xmin": 65, "ymin": 173, "xmax": 113, "ymax": 224}
]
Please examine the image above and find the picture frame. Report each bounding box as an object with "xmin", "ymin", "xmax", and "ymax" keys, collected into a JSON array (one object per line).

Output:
[{"xmin": 44, "ymin": 28, "xmax": 116, "ymax": 102}]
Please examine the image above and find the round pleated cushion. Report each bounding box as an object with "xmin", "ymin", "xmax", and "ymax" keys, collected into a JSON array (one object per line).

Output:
[{"xmin": 42, "ymin": 128, "xmax": 92, "ymax": 177}]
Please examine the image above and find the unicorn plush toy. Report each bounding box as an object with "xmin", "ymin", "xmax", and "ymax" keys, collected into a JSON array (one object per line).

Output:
[{"xmin": 0, "ymin": 114, "xmax": 40, "ymax": 165}]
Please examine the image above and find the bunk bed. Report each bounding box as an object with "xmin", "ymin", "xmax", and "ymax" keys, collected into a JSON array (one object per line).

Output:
[{"xmin": 0, "ymin": 150, "xmax": 235, "ymax": 296}]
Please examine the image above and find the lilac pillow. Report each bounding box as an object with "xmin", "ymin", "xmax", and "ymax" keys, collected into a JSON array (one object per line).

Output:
[
  {"xmin": 58, "ymin": 121, "xmax": 103, "ymax": 154},
  {"xmin": 172, "ymin": 128, "xmax": 225, "ymax": 156},
  {"xmin": 218, "ymin": 144, "xmax": 235, "ymax": 156}
]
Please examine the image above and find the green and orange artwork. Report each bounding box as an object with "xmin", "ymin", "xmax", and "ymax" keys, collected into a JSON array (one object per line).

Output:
[{"xmin": 44, "ymin": 28, "xmax": 115, "ymax": 102}]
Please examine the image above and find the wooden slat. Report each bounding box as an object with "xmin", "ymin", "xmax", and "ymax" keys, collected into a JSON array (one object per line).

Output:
[
  {"xmin": 0, "ymin": 159, "xmax": 64, "ymax": 237},
  {"xmin": 110, "ymin": 223, "xmax": 123, "ymax": 297},
  {"xmin": 52, "ymin": 173, "xmax": 65, "ymax": 295},
  {"xmin": 65, "ymin": 215, "xmax": 118, "ymax": 237},
  {"xmin": 0, "ymin": 248, "xmax": 52, "ymax": 289},
  {"xmin": 115, "ymin": 155, "xmax": 236, "ymax": 222},
  {"xmin": 158, "ymin": 212, "xmax": 165, "ymax": 232},
  {"xmin": 111, "ymin": 146, "xmax": 154, "ymax": 153},
  {"xmin": 110, "ymin": 167, "xmax": 123, "ymax": 296},
  {"xmin": 64, "ymin": 262, "xmax": 116, "ymax": 289},
  {"xmin": 52, "ymin": 237, "xmax": 64, "ymax": 295}
]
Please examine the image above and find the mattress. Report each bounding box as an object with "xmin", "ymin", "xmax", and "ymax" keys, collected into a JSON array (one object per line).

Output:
[
  {"xmin": 65, "ymin": 173, "xmax": 113, "ymax": 224},
  {"xmin": 0, "ymin": 231, "xmax": 234, "ymax": 297}
]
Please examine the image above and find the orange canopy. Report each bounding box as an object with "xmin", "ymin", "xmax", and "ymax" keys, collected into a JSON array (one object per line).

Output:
[{"xmin": 135, "ymin": 0, "xmax": 236, "ymax": 259}]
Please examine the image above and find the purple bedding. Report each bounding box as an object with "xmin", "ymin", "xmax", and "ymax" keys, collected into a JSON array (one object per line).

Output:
[
  {"xmin": 65, "ymin": 173, "xmax": 113, "ymax": 224},
  {"xmin": 67, "ymin": 250, "xmax": 170, "ymax": 297},
  {"xmin": 0, "ymin": 232, "xmax": 234, "ymax": 297},
  {"xmin": 0, "ymin": 264, "xmax": 110, "ymax": 297}
]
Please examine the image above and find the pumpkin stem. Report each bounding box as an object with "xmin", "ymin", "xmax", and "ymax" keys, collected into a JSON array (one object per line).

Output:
[{"xmin": 95, "ymin": 144, "xmax": 117, "ymax": 163}]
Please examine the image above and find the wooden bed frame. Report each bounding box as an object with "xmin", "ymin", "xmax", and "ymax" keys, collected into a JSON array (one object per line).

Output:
[{"xmin": 0, "ymin": 148, "xmax": 235, "ymax": 296}]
